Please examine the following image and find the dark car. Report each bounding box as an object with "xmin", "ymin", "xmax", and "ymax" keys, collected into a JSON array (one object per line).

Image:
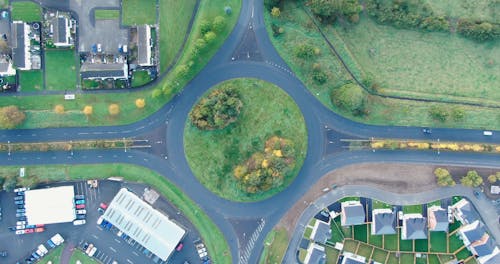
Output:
[
  {"xmin": 16, "ymin": 213, "xmax": 25, "ymax": 217},
  {"xmin": 0, "ymin": 251, "xmax": 7, "ymax": 257},
  {"xmin": 75, "ymin": 194, "xmax": 85, "ymax": 199},
  {"xmin": 17, "ymin": 205, "xmax": 24, "ymax": 209},
  {"xmin": 82, "ymin": 242, "xmax": 89, "ymax": 251},
  {"xmin": 76, "ymin": 214, "xmax": 86, "ymax": 220},
  {"xmin": 16, "ymin": 209, "xmax": 26, "ymax": 213},
  {"xmin": 422, "ymin": 128, "xmax": 432, "ymax": 134}
]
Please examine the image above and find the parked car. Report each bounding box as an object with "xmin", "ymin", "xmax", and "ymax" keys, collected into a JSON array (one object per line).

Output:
[
  {"xmin": 47, "ymin": 239, "xmax": 56, "ymax": 248},
  {"xmin": 88, "ymin": 247, "xmax": 97, "ymax": 257},
  {"xmin": 36, "ymin": 224, "xmax": 45, "ymax": 228},
  {"xmin": 16, "ymin": 191, "xmax": 24, "ymax": 196},
  {"xmin": 75, "ymin": 194, "xmax": 85, "ymax": 199},
  {"xmin": 176, "ymin": 242, "xmax": 184, "ymax": 251},
  {"xmin": 82, "ymin": 242, "xmax": 89, "ymax": 251},
  {"xmin": 15, "ymin": 230, "xmax": 25, "ymax": 235},
  {"xmin": 14, "ymin": 187, "xmax": 27, "ymax": 193},
  {"xmin": 17, "ymin": 204, "xmax": 24, "ymax": 209},
  {"xmin": 15, "ymin": 200, "xmax": 24, "ymax": 205},
  {"xmin": 76, "ymin": 204, "xmax": 85, "ymax": 209},
  {"xmin": 35, "ymin": 227, "xmax": 44, "ymax": 233},
  {"xmin": 18, "ymin": 216, "xmax": 27, "ymax": 221},
  {"xmin": 85, "ymin": 244, "xmax": 94, "ymax": 255},
  {"xmin": 422, "ymin": 128, "xmax": 432, "ymax": 134},
  {"xmin": 8, "ymin": 226, "xmax": 16, "ymax": 231},
  {"xmin": 16, "ymin": 213, "xmax": 25, "ymax": 217},
  {"xmin": 100, "ymin": 203, "xmax": 108, "ymax": 209},
  {"xmin": 97, "ymin": 216, "xmax": 104, "ymax": 225},
  {"xmin": 14, "ymin": 196, "xmax": 24, "ymax": 201},
  {"xmin": 73, "ymin": 219, "xmax": 86, "ymax": 226},
  {"xmin": 75, "ymin": 199, "xmax": 85, "ymax": 205},
  {"xmin": 117, "ymin": 230, "xmax": 123, "ymax": 237},
  {"xmin": 76, "ymin": 214, "xmax": 86, "ymax": 220},
  {"xmin": 0, "ymin": 251, "xmax": 7, "ymax": 257},
  {"xmin": 26, "ymin": 224, "xmax": 36, "ymax": 229},
  {"xmin": 25, "ymin": 228, "xmax": 34, "ymax": 234},
  {"xmin": 16, "ymin": 225, "xmax": 25, "ymax": 229},
  {"xmin": 97, "ymin": 207, "xmax": 105, "ymax": 214},
  {"xmin": 31, "ymin": 252, "xmax": 39, "ymax": 259},
  {"xmin": 76, "ymin": 209, "xmax": 86, "ymax": 215},
  {"xmin": 17, "ymin": 209, "xmax": 26, "ymax": 213},
  {"xmin": 105, "ymin": 222, "xmax": 112, "ymax": 230},
  {"xmin": 17, "ymin": 221, "xmax": 26, "ymax": 225}
]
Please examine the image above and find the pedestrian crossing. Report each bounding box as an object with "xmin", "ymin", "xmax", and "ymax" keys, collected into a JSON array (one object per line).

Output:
[{"xmin": 239, "ymin": 218, "xmax": 265, "ymax": 264}]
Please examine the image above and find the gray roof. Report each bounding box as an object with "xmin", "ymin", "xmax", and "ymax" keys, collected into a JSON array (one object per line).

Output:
[
  {"xmin": 473, "ymin": 235, "xmax": 496, "ymax": 257},
  {"xmin": 462, "ymin": 221, "xmax": 487, "ymax": 244},
  {"xmin": 311, "ymin": 221, "xmax": 331, "ymax": 244},
  {"xmin": 305, "ymin": 247, "xmax": 326, "ymax": 264},
  {"xmin": 137, "ymin": 25, "xmax": 151, "ymax": 65},
  {"xmin": 403, "ymin": 217, "xmax": 427, "ymax": 240},
  {"xmin": 456, "ymin": 200, "xmax": 480, "ymax": 224},
  {"xmin": 483, "ymin": 252, "xmax": 500, "ymax": 264},
  {"xmin": 373, "ymin": 211, "xmax": 396, "ymax": 235},
  {"xmin": 11, "ymin": 22, "xmax": 25, "ymax": 69},
  {"xmin": 80, "ymin": 62, "xmax": 127, "ymax": 79},
  {"xmin": 343, "ymin": 258, "xmax": 365, "ymax": 264},
  {"xmin": 428, "ymin": 207, "xmax": 448, "ymax": 232},
  {"xmin": 0, "ymin": 61, "xmax": 10, "ymax": 72},
  {"xmin": 53, "ymin": 17, "xmax": 68, "ymax": 44},
  {"xmin": 342, "ymin": 203, "xmax": 365, "ymax": 226}
]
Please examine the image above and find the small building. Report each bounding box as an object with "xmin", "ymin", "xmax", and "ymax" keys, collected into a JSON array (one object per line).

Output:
[
  {"xmin": 310, "ymin": 219, "xmax": 331, "ymax": 244},
  {"xmin": 458, "ymin": 220, "xmax": 500, "ymax": 264},
  {"xmin": 0, "ymin": 56, "xmax": 15, "ymax": 76},
  {"xmin": 452, "ymin": 198, "xmax": 479, "ymax": 225},
  {"xmin": 341, "ymin": 252, "xmax": 366, "ymax": 264},
  {"xmin": 491, "ymin": 186, "xmax": 500, "ymax": 195},
  {"xmin": 24, "ymin": 186, "xmax": 76, "ymax": 225},
  {"xmin": 303, "ymin": 243, "xmax": 326, "ymax": 264},
  {"xmin": 428, "ymin": 206, "xmax": 448, "ymax": 232},
  {"xmin": 11, "ymin": 21, "xmax": 31, "ymax": 70},
  {"xmin": 341, "ymin": 201, "xmax": 365, "ymax": 226},
  {"xmin": 137, "ymin": 25, "xmax": 153, "ymax": 66},
  {"xmin": 80, "ymin": 62, "xmax": 128, "ymax": 80},
  {"xmin": 371, "ymin": 209, "xmax": 396, "ymax": 235},
  {"xmin": 401, "ymin": 214, "xmax": 427, "ymax": 240},
  {"xmin": 51, "ymin": 15, "xmax": 72, "ymax": 47}
]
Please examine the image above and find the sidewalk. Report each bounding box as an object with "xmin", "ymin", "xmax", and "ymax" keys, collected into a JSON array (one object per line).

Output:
[{"xmin": 60, "ymin": 243, "xmax": 75, "ymax": 264}]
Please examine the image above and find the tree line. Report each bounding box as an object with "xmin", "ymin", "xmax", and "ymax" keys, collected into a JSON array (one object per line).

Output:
[{"xmin": 434, "ymin": 168, "xmax": 500, "ymax": 188}]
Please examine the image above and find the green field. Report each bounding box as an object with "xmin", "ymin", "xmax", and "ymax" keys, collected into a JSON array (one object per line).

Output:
[
  {"xmin": 19, "ymin": 70, "xmax": 43, "ymax": 92},
  {"xmin": 11, "ymin": 1, "xmax": 42, "ymax": 22},
  {"xmin": 353, "ymin": 224, "xmax": 368, "ymax": 243},
  {"xmin": 184, "ymin": 78, "xmax": 307, "ymax": 201},
  {"xmin": 415, "ymin": 239, "xmax": 428, "ymax": 252},
  {"xmin": 259, "ymin": 227, "xmax": 289, "ymax": 264},
  {"xmin": 122, "ymin": 0, "xmax": 156, "ymax": 25},
  {"xmin": 449, "ymin": 234, "xmax": 465, "ymax": 252},
  {"xmin": 328, "ymin": 219, "xmax": 345, "ymax": 244},
  {"xmin": 44, "ymin": 50, "xmax": 77, "ymax": 91},
  {"xmin": 425, "ymin": 0, "xmax": 499, "ymax": 23},
  {"xmin": 0, "ymin": 163, "xmax": 231, "ymax": 264},
  {"xmin": 69, "ymin": 249, "xmax": 98, "ymax": 264},
  {"xmin": 131, "ymin": 70, "xmax": 152, "ymax": 87},
  {"xmin": 94, "ymin": 9, "xmax": 120, "ymax": 20},
  {"xmin": 403, "ymin": 204, "xmax": 423, "ymax": 214},
  {"xmin": 383, "ymin": 234, "xmax": 399, "ymax": 251},
  {"xmin": 357, "ymin": 244, "xmax": 373, "ymax": 259},
  {"xmin": 39, "ymin": 245, "xmax": 64, "ymax": 264},
  {"xmin": 399, "ymin": 237, "xmax": 414, "ymax": 251},
  {"xmin": 265, "ymin": 1, "xmax": 500, "ymax": 130},
  {"xmin": 372, "ymin": 199, "xmax": 392, "ymax": 209},
  {"xmin": 430, "ymin": 231, "xmax": 448, "ymax": 252},
  {"xmin": 372, "ymin": 248, "xmax": 388, "ymax": 263},
  {"xmin": 159, "ymin": 0, "xmax": 197, "ymax": 72},
  {"xmin": 325, "ymin": 247, "xmax": 340, "ymax": 263}
]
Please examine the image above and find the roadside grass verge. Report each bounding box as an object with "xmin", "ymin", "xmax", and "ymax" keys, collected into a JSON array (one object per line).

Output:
[
  {"xmin": 122, "ymin": 0, "xmax": 156, "ymax": 25},
  {"xmin": 259, "ymin": 227, "xmax": 289, "ymax": 264},
  {"xmin": 11, "ymin": 1, "xmax": 41, "ymax": 22},
  {"xmin": 403, "ymin": 204, "xmax": 423, "ymax": 214},
  {"xmin": 159, "ymin": 0, "xmax": 197, "ymax": 72},
  {"xmin": 0, "ymin": 163, "xmax": 231, "ymax": 264},
  {"xmin": 265, "ymin": 1, "xmax": 500, "ymax": 130},
  {"xmin": 69, "ymin": 249, "xmax": 98, "ymax": 264},
  {"xmin": 94, "ymin": 9, "xmax": 120, "ymax": 20},
  {"xmin": 19, "ymin": 70, "xmax": 43, "ymax": 92},
  {"xmin": 38, "ymin": 245, "xmax": 64, "ymax": 264},
  {"xmin": 44, "ymin": 49, "xmax": 77, "ymax": 91},
  {"xmin": 184, "ymin": 78, "xmax": 307, "ymax": 202}
]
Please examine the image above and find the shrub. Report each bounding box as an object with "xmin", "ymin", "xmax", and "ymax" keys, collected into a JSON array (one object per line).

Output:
[
  {"xmin": 458, "ymin": 20, "xmax": 499, "ymax": 42},
  {"xmin": 54, "ymin": 104, "xmax": 65, "ymax": 114},
  {"xmin": 135, "ymin": 98, "xmax": 146, "ymax": 109},
  {"xmin": 331, "ymin": 83, "xmax": 366, "ymax": 115},
  {"xmin": 428, "ymin": 105, "xmax": 448, "ymax": 122},
  {"xmin": 189, "ymin": 87, "xmax": 242, "ymax": 130},
  {"xmin": 312, "ymin": 68, "xmax": 328, "ymax": 84},
  {"xmin": 204, "ymin": 31, "xmax": 217, "ymax": 43},
  {"xmin": 0, "ymin": 105, "xmax": 26, "ymax": 129},
  {"xmin": 212, "ymin": 16, "xmax": 226, "ymax": 32},
  {"xmin": 294, "ymin": 44, "xmax": 315, "ymax": 59},
  {"xmin": 434, "ymin": 168, "xmax": 455, "ymax": 187},
  {"xmin": 271, "ymin": 7, "xmax": 280, "ymax": 17},
  {"xmin": 83, "ymin": 105, "xmax": 93, "ymax": 116},
  {"xmin": 108, "ymin": 104, "xmax": 120, "ymax": 116},
  {"xmin": 200, "ymin": 19, "xmax": 212, "ymax": 34},
  {"xmin": 460, "ymin": 170, "xmax": 483, "ymax": 187}
]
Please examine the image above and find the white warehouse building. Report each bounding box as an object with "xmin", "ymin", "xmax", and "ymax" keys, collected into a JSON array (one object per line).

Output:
[{"xmin": 24, "ymin": 186, "xmax": 76, "ymax": 225}]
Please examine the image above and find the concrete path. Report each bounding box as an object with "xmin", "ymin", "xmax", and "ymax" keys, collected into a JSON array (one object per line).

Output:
[{"xmin": 60, "ymin": 242, "xmax": 75, "ymax": 264}]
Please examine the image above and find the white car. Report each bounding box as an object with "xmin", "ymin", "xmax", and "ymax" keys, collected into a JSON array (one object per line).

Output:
[
  {"xmin": 88, "ymin": 246, "xmax": 97, "ymax": 257},
  {"xmin": 38, "ymin": 244, "xmax": 48, "ymax": 255},
  {"xmin": 117, "ymin": 230, "xmax": 123, "ymax": 237},
  {"xmin": 16, "ymin": 221, "xmax": 26, "ymax": 225},
  {"xmin": 76, "ymin": 209, "xmax": 86, "ymax": 215},
  {"xmin": 85, "ymin": 244, "xmax": 94, "ymax": 255},
  {"xmin": 73, "ymin": 219, "xmax": 86, "ymax": 226},
  {"xmin": 15, "ymin": 230, "xmax": 25, "ymax": 235},
  {"xmin": 97, "ymin": 216, "xmax": 104, "ymax": 225},
  {"xmin": 398, "ymin": 211, "xmax": 404, "ymax": 220}
]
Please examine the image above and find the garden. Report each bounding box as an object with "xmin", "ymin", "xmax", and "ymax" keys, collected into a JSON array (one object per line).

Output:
[
  {"xmin": 184, "ymin": 78, "xmax": 307, "ymax": 201},
  {"xmin": 44, "ymin": 50, "xmax": 77, "ymax": 91},
  {"xmin": 11, "ymin": 1, "xmax": 41, "ymax": 22}
]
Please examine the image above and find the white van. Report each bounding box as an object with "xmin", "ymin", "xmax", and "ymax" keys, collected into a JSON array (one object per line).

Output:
[
  {"xmin": 73, "ymin": 219, "xmax": 86, "ymax": 226},
  {"xmin": 483, "ymin": 131, "xmax": 493, "ymax": 136}
]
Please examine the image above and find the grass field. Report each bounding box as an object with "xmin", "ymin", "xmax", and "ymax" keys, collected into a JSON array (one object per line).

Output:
[
  {"xmin": 344, "ymin": 239, "xmax": 359, "ymax": 253},
  {"xmin": 399, "ymin": 237, "xmax": 414, "ymax": 251},
  {"xmin": 159, "ymin": 0, "xmax": 197, "ymax": 72},
  {"xmin": 11, "ymin": 1, "xmax": 42, "ymax": 22},
  {"xmin": 456, "ymin": 247, "xmax": 472, "ymax": 260},
  {"xmin": 403, "ymin": 204, "xmax": 423, "ymax": 214},
  {"xmin": 131, "ymin": 70, "xmax": 152, "ymax": 87},
  {"xmin": 425, "ymin": 0, "xmax": 499, "ymax": 23},
  {"xmin": 354, "ymin": 224, "xmax": 368, "ymax": 243},
  {"xmin": 356, "ymin": 243, "xmax": 373, "ymax": 259},
  {"xmin": 372, "ymin": 248, "xmax": 388, "ymax": 263},
  {"xmin": 415, "ymin": 239, "xmax": 428, "ymax": 252},
  {"xmin": 44, "ymin": 50, "xmax": 77, "ymax": 91},
  {"xmin": 367, "ymin": 226, "xmax": 383, "ymax": 248},
  {"xmin": 372, "ymin": 199, "xmax": 392, "ymax": 209},
  {"xmin": 122, "ymin": 0, "xmax": 156, "ymax": 25},
  {"xmin": 69, "ymin": 249, "xmax": 98, "ymax": 264},
  {"xmin": 259, "ymin": 227, "xmax": 288, "ymax": 264},
  {"xmin": 265, "ymin": 1, "xmax": 500, "ymax": 130},
  {"xmin": 325, "ymin": 247, "xmax": 340, "ymax": 263},
  {"xmin": 328, "ymin": 220, "xmax": 345, "ymax": 244},
  {"xmin": 0, "ymin": 163, "xmax": 231, "ymax": 264},
  {"xmin": 383, "ymin": 234, "xmax": 399, "ymax": 251},
  {"xmin": 38, "ymin": 245, "xmax": 64, "ymax": 264},
  {"xmin": 94, "ymin": 9, "xmax": 120, "ymax": 20},
  {"xmin": 430, "ymin": 231, "xmax": 447, "ymax": 252},
  {"xmin": 184, "ymin": 78, "xmax": 307, "ymax": 201},
  {"xmin": 19, "ymin": 70, "xmax": 43, "ymax": 92},
  {"xmin": 449, "ymin": 234, "xmax": 465, "ymax": 252}
]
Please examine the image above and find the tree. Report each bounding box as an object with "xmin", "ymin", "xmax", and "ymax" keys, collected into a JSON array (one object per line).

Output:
[
  {"xmin": 0, "ymin": 106, "xmax": 26, "ymax": 129},
  {"xmin": 434, "ymin": 168, "xmax": 455, "ymax": 187},
  {"xmin": 212, "ymin": 16, "xmax": 226, "ymax": 32},
  {"xmin": 488, "ymin": 174, "xmax": 498, "ymax": 184},
  {"xmin": 189, "ymin": 87, "xmax": 242, "ymax": 130},
  {"xmin": 83, "ymin": 105, "xmax": 93, "ymax": 116},
  {"xmin": 331, "ymin": 83, "xmax": 366, "ymax": 115},
  {"xmin": 271, "ymin": 7, "xmax": 281, "ymax": 17},
  {"xmin": 194, "ymin": 38, "xmax": 207, "ymax": 50},
  {"xmin": 204, "ymin": 31, "xmax": 217, "ymax": 43},
  {"xmin": 451, "ymin": 107, "xmax": 465, "ymax": 122},
  {"xmin": 54, "ymin": 104, "xmax": 65, "ymax": 114},
  {"xmin": 108, "ymin": 104, "xmax": 120, "ymax": 116},
  {"xmin": 429, "ymin": 105, "xmax": 448, "ymax": 122},
  {"xmin": 200, "ymin": 19, "xmax": 212, "ymax": 34},
  {"xmin": 294, "ymin": 44, "xmax": 316, "ymax": 59},
  {"xmin": 460, "ymin": 170, "xmax": 483, "ymax": 187},
  {"xmin": 135, "ymin": 98, "xmax": 146, "ymax": 109}
]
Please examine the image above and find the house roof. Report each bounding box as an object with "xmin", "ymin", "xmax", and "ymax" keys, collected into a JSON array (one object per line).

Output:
[
  {"xmin": 80, "ymin": 62, "xmax": 128, "ymax": 79},
  {"xmin": 428, "ymin": 206, "xmax": 448, "ymax": 232},
  {"xmin": 473, "ymin": 235, "xmax": 497, "ymax": 257},
  {"xmin": 482, "ymin": 250, "xmax": 500, "ymax": 264},
  {"xmin": 461, "ymin": 221, "xmax": 487, "ymax": 244},
  {"xmin": 53, "ymin": 16, "xmax": 68, "ymax": 44},
  {"xmin": 342, "ymin": 258, "xmax": 365, "ymax": 264},
  {"xmin": 11, "ymin": 22, "xmax": 26, "ymax": 69},
  {"xmin": 372, "ymin": 209, "xmax": 396, "ymax": 235},
  {"xmin": 341, "ymin": 201, "xmax": 365, "ymax": 226},
  {"xmin": 137, "ymin": 25, "xmax": 152, "ymax": 66},
  {"xmin": 454, "ymin": 199, "xmax": 479, "ymax": 224},
  {"xmin": 402, "ymin": 214, "xmax": 427, "ymax": 240},
  {"xmin": 304, "ymin": 243, "xmax": 326, "ymax": 264},
  {"xmin": 311, "ymin": 220, "xmax": 331, "ymax": 244}
]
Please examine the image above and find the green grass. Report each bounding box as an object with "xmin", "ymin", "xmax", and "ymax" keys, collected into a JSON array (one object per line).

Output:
[
  {"xmin": 356, "ymin": 244, "xmax": 373, "ymax": 259},
  {"xmin": 367, "ymin": 226, "xmax": 383, "ymax": 248},
  {"xmin": 343, "ymin": 239, "xmax": 359, "ymax": 253},
  {"xmin": 399, "ymin": 237, "xmax": 414, "ymax": 251},
  {"xmin": 403, "ymin": 204, "xmax": 423, "ymax": 214},
  {"xmin": 427, "ymin": 200, "xmax": 442, "ymax": 207},
  {"xmin": 353, "ymin": 224, "xmax": 368, "ymax": 243},
  {"xmin": 131, "ymin": 70, "xmax": 152, "ymax": 87},
  {"xmin": 328, "ymin": 220, "xmax": 345, "ymax": 244},
  {"xmin": 401, "ymin": 253, "xmax": 415, "ymax": 264},
  {"xmin": 456, "ymin": 248, "xmax": 472, "ymax": 261},
  {"xmin": 38, "ymin": 245, "xmax": 64, "ymax": 264},
  {"xmin": 387, "ymin": 252, "xmax": 398, "ymax": 264},
  {"xmin": 383, "ymin": 234, "xmax": 399, "ymax": 251},
  {"xmin": 19, "ymin": 70, "xmax": 43, "ymax": 92},
  {"xmin": 11, "ymin": 1, "xmax": 41, "ymax": 22},
  {"xmin": 438, "ymin": 254, "xmax": 457, "ymax": 264},
  {"xmin": 159, "ymin": 0, "xmax": 197, "ymax": 72},
  {"xmin": 372, "ymin": 199, "xmax": 392, "ymax": 209},
  {"xmin": 339, "ymin": 197, "xmax": 361, "ymax": 202},
  {"xmin": 0, "ymin": 164, "xmax": 231, "ymax": 264},
  {"xmin": 265, "ymin": 1, "xmax": 500, "ymax": 130},
  {"xmin": 259, "ymin": 227, "xmax": 288, "ymax": 264},
  {"xmin": 94, "ymin": 9, "xmax": 120, "ymax": 20},
  {"xmin": 184, "ymin": 78, "xmax": 307, "ymax": 202},
  {"xmin": 298, "ymin": 248, "xmax": 307, "ymax": 263},
  {"xmin": 415, "ymin": 239, "xmax": 429, "ymax": 252},
  {"xmin": 424, "ymin": 0, "xmax": 498, "ymax": 23},
  {"xmin": 334, "ymin": 217, "xmax": 353, "ymax": 238},
  {"xmin": 122, "ymin": 0, "xmax": 156, "ymax": 25},
  {"xmin": 372, "ymin": 248, "xmax": 388, "ymax": 263},
  {"xmin": 303, "ymin": 227, "xmax": 312, "ymax": 238},
  {"xmin": 69, "ymin": 249, "xmax": 98, "ymax": 264},
  {"xmin": 44, "ymin": 50, "xmax": 77, "ymax": 91},
  {"xmin": 428, "ymin": 254, "xmax": 440, "ymax": 264},
  {"xmin": 449, "ymin": 234, "xmax": 465, "ymax": 252},
  {"xmin": 429, "ymin": 232, "xmax": 448, "ymax": 252},
  {"xmin": 449, "ymin": 221, "xmax": 462, "ymax": 233},
  {"xmin": 325, "ymin": 247, "xmax": 340, "ymax": 263}
]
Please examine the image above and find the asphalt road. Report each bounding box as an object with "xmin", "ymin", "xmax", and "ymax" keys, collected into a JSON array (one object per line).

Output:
[{"xmin": 0, "ymin": 0, "xmax": 499, "ymax": 263}]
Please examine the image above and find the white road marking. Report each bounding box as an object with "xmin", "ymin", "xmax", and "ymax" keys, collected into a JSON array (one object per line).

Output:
[{"xmin": 109, "ymin": 247, "xmax": 116, "ymax": 253}]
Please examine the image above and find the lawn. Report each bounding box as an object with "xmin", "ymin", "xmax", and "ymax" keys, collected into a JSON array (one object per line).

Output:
[
  {"xmin": 353, "ymin": 224, "xmax": 368, "ymax": 243},
  {"xmin": 19, "ymin": 70, "xmax": 43, "ymax": 92},
  {"xmin": 449, "ymin": 221, "xmax": 462, "ymax": 233},
  {"xmin": 11, "ymin": 1, "xmax": 42, "ymax": 22},
  {"xmin": 430, "ymin": 232, "xmax": 448, "ymax": 253},
  {"xmin": 94, "ymin": 9, "xmax": 120, "ymax": 20},
  {"xmin": 449, "ymin": 234, "xmax": 465, "ymax": 253},
  {"xmin": 356, "ymin": 244, "xmax": 373, "ymax": 259},
  {"xmin": 343, "ymin": 239, "xmax": 359, "ymax": 253},
  {"xmin": 44, "ymin": 50, "xmax": 77, "ymax": 91},
  {"xmin": 303, "ymin": 226, "xmax": 312, "ymax": 239},
  {"xmin": 69, "ymin": 249, "xmax": 98, "ymax": 264},
  {"xmin": 38, "ymin": 245, "xmax": 64, "ymax": 264},
  {"xmin": 259, "ymin": 227, "xmax": 288, "ymax": 264},
  {"xmin": 383, "ymin": 234, "xmax": 398, "ymax": 251},
  {"xmin": 372, "ymin": 199, "xmax": 392, "ymax": 210},
  {"xmin": 403, "ymin": 205, "xmax": 423, "ymax": 214},
  {"xmin": 122, "ymin": 0, "xmax": 156, "ymax": 25},
  {"xmin": 184, "ymin": 78, "xmax": 307, "ymax": 202},
  {"xmin": 131, "ymin": 70, "xmax": 152, "ymax": 87},
  {"xmin": 401, "ymin": 253, "xmax": 415, "ymax": 264},
  {"xmin": 456, "ymin": 248, "xmax": 472, "ymax": 261},
  {"xmin": 325, "ymin": 246, "xmax": 340, "ymax": 263},
  {"xmin": 371, "ymin": 248, "xmax": 388, "ymax": 264},
  {"xmin": 386, "ymin": 253, "xmax": 398, "ymax": 264},
  {"xmin": 367, "ymin": 227, "xmax": 383, "ymax": 248},
  {"xmin": 399, "ymin": 238, "xmax": 414, "ymax": 251},
  {"xmin": 428, "ymin": 254, "xmax": 440, "ymax": 264},
  {"xmin": 424, "ymin": 0, "xmax": 498, "ymax": 23},
  {"xmin": 265, "ymin": 1, "xmax": 500, "ymax": 130},
  {"xmin": 334, "ymin": 218, "xmax": 353, "ymax": 239},
  {"xmin": 0, "ymin": 164, "xmax": 231, "ymax": 264},
  {"xmin": 328, "ymin": 220, "xmax": 345, "ymax": 244},
  {"xmin": 415, "ymin": 239, "xmax": 428, "ymax": 252}
]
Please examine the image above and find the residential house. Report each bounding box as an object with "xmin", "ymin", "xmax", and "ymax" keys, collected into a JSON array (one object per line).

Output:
[
  {"xmin": 80, "ymin": 62, "xmax": 128, "ymax": 80},
  {"xmin": 51, "ymin": 14, "xmax": 72, "ymax": 47},
  {"xmin": 458, "ymin": 220, "xmax": 500, "ymax": 264},
  {"xmin": 137, "ymin": 25, "xmax": 153, "ymax": 66},
  {"xmin": 452, "ymin": 198, "xmax": 479, "ymax": 225},
  {"xmin": 341, "ymin": 201, "xmax": 365, "ymax": 226},
  {"xmin": 303, "ymin": 243, "xmax": 326, "ymax": 264},
  {"xmin": 310, "ymin": 219, "xmax": 331, "ymax": 244},
  {"xmin": 11, "ymin": 21, "xmax": 31, "ymax": 70},
  {"xmin": 428, "ymin": 206, "xmax": 448, "ymax": 232},
  {"xmin": 341, "ymin": 252, "xmax": 366, "ymax": 264},
  {"xmin": 371, "ymin": 209, "xmax": 397, "ymax": 235},
  {"xmin": 401, "ymin": 214, "xmax": 427, "ymax": 240}
]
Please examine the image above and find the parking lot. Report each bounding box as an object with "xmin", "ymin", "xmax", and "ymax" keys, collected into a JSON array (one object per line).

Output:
[{"xmin": 0, "ymin": 180, "xmax": 203, "ymax": 264}]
